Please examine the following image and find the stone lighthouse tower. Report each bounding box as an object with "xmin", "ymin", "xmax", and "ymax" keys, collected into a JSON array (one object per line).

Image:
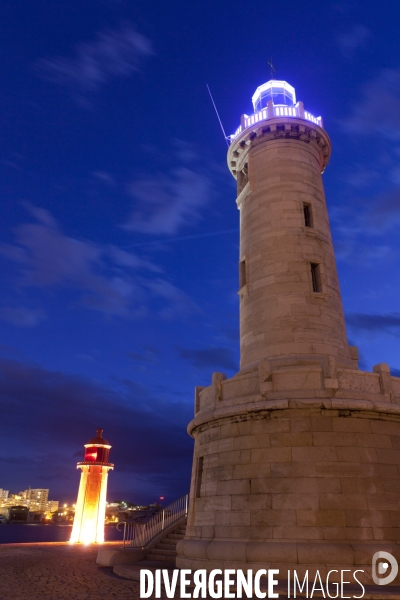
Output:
[
  {"xmin": 70, "ymin": 429, "xmax": 113, "ymax": 544},
  {"xmin": 176, "ymin": 79, "xmax": 400, "ymax": 583}
]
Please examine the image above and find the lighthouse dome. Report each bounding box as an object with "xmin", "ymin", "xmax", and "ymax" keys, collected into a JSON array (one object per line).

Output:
[
  {"xmin": 85, "ymin": 428, "xmax": 110, "ymax": 447},
  {"xmin": 252, "ymin": 79, "xmax": 296, "ymax": 112}
]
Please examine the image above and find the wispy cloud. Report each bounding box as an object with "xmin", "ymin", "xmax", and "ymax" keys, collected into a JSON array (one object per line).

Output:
[
  {"xmin": 337, "ymin": 25, "xmax": 371, "ymax": 57},
  {"xmin": 0, "ymin": 204, "xmax": 195, "ymax": 320},
  {"xmin": 347, "ymin": 312, "xmax": 400, "ymax": 335},
  {"xmin": 179, "ymin": 346, "xmax": 238, "ymax": 372},
  {"xmin": 123, "ymin": 167, "xmax": 212, "ymax": 235},
  {"xmin": 37, "ymin": 24, "xmax": 153, "ymax": 102},
  {"xmin": 0, "ymin": 307, "xmax": 46, "ymax": 327},
  {"xmin": 341, "ymin": 68, "xmax": 400, "ymax": 139},
  {"xmin": 123, "ymin": 139, "xmax": 212, "ymax": 235}
]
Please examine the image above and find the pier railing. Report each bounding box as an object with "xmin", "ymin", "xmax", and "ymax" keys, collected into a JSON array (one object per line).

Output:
[{"xmin": 117, "ymin": 493, "xmax": 188, "ymax": 549}]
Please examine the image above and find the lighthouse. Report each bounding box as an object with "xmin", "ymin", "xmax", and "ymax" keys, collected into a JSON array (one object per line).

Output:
[
  {"xmin": 70, "ymin": 429, "xmax": 113, "ymax": 545},
  {"xmin": 176, "ymin": 79, "xmax": 400, "ymax": 583}
]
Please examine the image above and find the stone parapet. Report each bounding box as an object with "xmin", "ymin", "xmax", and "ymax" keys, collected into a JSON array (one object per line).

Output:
[{"xmin": 192, "ymin": 364, "xmax": 400, "ymax": 424}]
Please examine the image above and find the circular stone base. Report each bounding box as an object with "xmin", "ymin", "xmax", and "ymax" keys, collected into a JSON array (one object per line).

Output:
[{"xmin": 176, "ymin": 539, "xmax": 400, "ymax": 585}]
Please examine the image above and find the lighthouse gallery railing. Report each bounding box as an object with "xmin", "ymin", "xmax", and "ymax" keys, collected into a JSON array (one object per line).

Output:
[
  {"xmin": 118, "ymin": 493, "xmax": 188, "ymax": 548},
  {"xmin": 230, "ymin": 102, "xmax": 323, "ymax": 143}
]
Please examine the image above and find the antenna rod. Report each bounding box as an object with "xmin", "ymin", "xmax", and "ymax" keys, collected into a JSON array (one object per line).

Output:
[{"xmin": 206, "ymin": 84, "xmax": 229, "ymax": 148}]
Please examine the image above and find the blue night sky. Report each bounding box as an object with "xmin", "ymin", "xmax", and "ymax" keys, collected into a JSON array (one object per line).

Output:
[{"xmin": 0, "ymin": 0, "xmax": 399, "ymax": 505}]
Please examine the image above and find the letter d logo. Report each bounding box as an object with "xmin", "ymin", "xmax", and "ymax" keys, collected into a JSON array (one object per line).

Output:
[{"xmin": 372, "ymin": 551, "xmax": 398, "ymax": 585}]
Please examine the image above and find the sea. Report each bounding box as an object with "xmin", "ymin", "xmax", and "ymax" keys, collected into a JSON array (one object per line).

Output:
[{"xmin": 0, "ymin": 524, "xmax": 124, "ymax": 544}]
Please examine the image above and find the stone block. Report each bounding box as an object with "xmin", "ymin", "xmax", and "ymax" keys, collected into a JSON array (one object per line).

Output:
[
  {"xmin": 251, "ymin": 418, "xmax": 290, "ymax": 434},
  {"xmin": 252, "ymin": 477, "xmax": 318, "ymax": 495},
  {"xmin": 332, "ymin": 418, "xmax": 372, "ymax": 433},
  {"xmin": 376, "ymin": 448, "xmax": 400, "ymax": 464},
  {"xmin": 355, "ymin": 433, "xmax": 392, "ymax": 448},
  {"xmin": 231, "ymin": 494, "xmax": 272, "ymax": 511},
  {"xmin": 371, "ymin": 420, "xmax": 400, "ymax": 436},
  {"xmin": 96, "ymin": 547, "xmax": 144, "ymax": 567},
  {"xmin": 216, "ymin": 479, "xmax": 250, "ymax": 496},
  {"xmin": 289, "ymin": 417, "xmax": 312, "ymax": 432},
  {"xmin": 269, "ymin": 432, "xmax": 313, "ymax": 447},
  {"xmin": 312, "ymin": 432, "xmax": 356, "ymax": 446},
  {"xmin": 271, "ymin": 462, "xmax": 316, "ymax": 478},
  {"xmin": 319, "ymin": 493, "xmax": 368, "ymax": 510},
  {"xmin": 298, "ymin": 542, "xmax": 355, "ymax": 565},
  {"xmin": 293, "ymin": 446, "xmax": 337, "ymax": 462},
  {"xmin": 272, "ymin": 493, "xmax": 320, "ymax": 510},
  {"xmin": 273, "ymin": 526, "xmax": 322, "ymax": 540},
  {"xmin": 202, "ymin": 496, "xmax": 232, "ymax": 511},
  {"xmin": 340, "ymin": 478, "xmax": 380, "ymax": 495},
  {"xmin": 316, "ymin": 478, "xmax": 342, "ymax": 493},
  {"xmin": 232, "ymin": 463, "xmax": 271, "ymax": 480},
  {"xmin": 218, "ymin": 450, "xmax": 251, "ymax": 466},
  {"xmin": 311, "ymin": 416, "xmax": 333, "ymax": 431},
  {"xmin": 251, "ymin": 447, "xmax": 292, "ymax": 463},
  {"xmin": 251, "ymin": 509, "xmax": 297, "ymax": 527},
  {"xmin": 246, "ymin": 541, "xmax": 298, "ymax": 563},
  {"xmin": 372, "ymin": 527, "xmax": 400, "ymax": 540},
  {"xmin": 233, "ymin": 434, "xmax": 270, "ymax": 450},
  {"xmin": 336, "ymin": 447, "xmax": 378, "ymax": 463},
  {"xmin": 296, "ymin": 509, "xmax": 346, "ymax": 527},
  {"xmin": 345, "ymin": 510, "xmax": 392, "ymax": 528},
  {"xmin": 366, "ymin": 494, "xmax": 400, "ymax": 511}
]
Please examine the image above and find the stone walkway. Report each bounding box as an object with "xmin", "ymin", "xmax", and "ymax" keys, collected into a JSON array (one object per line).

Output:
[
  {"xmin": 2, "ymin": 542, "xmax": 400, "ymax": 599},
  {"xmin": 0, "ymin": 542, "xmax": 146, "ymax": 600}
]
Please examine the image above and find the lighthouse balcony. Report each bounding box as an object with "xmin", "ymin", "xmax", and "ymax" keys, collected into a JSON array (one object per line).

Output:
[
  {"xmin": 230, "ymin": 103, "xmax": 323, "ymax": 143},
  {"xmin": 77, "ymin": 461, "xmax": 114, "ymax": 468}
]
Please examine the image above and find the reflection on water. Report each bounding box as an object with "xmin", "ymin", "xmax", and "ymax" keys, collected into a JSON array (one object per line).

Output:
[{"xmin": 0, "ymin": 524, "xmax": 123, "ymax": 544}]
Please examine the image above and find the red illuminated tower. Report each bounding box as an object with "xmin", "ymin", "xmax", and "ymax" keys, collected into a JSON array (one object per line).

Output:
[{"xmin": 70, "ymin": 429, "xmax": 113, "ymax": 544}]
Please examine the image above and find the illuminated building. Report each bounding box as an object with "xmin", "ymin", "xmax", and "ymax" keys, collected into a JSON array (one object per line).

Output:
[
  {"xmin": 177, "ymin": 79, "xmax": 400, "ymax": 583},
  {"xmin": 21, "ymin": 488, "xmax": 49, "ymax": 511},
  {"xmin": 70, "ymin": 429, "xmax": 113, "ymax": 544}
]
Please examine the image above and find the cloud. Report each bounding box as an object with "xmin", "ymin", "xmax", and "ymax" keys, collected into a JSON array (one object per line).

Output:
[
  {"xmin": 361, "ymin": 187, "xmax": 400, "ymax": 232},
  {"xmin": 127, "ymin": 346, "xmax": 159, "ymax": 363},
  {"xmin": 146, "ymin": 278, "xmax": 199, "ymax": 319},
  {"xmin": 92, "ymin": 171, "xmax": 116, "ymax": 185},
  {"xmin": 123, "ymin": 167, "xmax": 212, "ymax": 235},
  {"xmin": 37, "ymin": 24, "xmax": 153, "ymax": 101},
  {"xmin": 0, "ymin": 307, "xmax": 46, "ymax": 327},
  {"xmin": 108, "ymin": 245, "xmax": 162, "ymax": 273},
  {"xmin": 337, "ymin": 25, "xmax": 371, "ymax": 57},
  {"xmin": 346, "ymin": 312, "xmax": 400, "ymax": 335},
  {"xmin": 0, "ymin": 357, "xmax": 192, "ymax": 501},
  {"xmin": 0, "ymin": 204, "xmax": 193, "ymax": 319},
  {"xmin": 341, "ymin": 69, "xmax": 400, "ymax": 139},
  {"xmin": 179, "ymin": 346, "xmax": 238, "ymax": 372}
]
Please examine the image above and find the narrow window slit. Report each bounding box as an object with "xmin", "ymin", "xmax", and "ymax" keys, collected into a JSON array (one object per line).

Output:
[
  {"xmin": 239, "ymin": 258, "xmax": 247, "ymax": 288},
  {"xmin": 195, "ymin": 457, "xmax": 204, "ymax": 498},
  {"xmin": 303, "ymin": 203, "xmax": 313, "ymax": 227},
  {"xmin": 310, "ymin": 263, "xmax": 322, "ymax": 293}
]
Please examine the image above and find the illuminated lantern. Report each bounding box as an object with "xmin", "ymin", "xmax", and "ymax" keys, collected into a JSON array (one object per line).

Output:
[{"xmin": 70, "ymin": 429, "xmax": 113, "ymax": 544}]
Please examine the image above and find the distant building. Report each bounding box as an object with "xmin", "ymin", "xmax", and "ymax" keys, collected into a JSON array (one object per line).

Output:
[
  {"xmin": 21, "ymin": 488, "xmax": 49, "ymax": 511},
  {"xmin": 45, "ymin": 500, "xmax": 59, "ymax": 513},
  {"xmin": 1, "ymin": 488, "xmax": 59, "ymax": 516},
  {"xmin": 7, "ymin": 506, "xmax": 29, "ymax": 523}
]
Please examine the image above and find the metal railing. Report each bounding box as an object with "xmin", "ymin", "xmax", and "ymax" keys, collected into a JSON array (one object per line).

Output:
[
  {"xmin": 117, "ymin": 493, "xmax": 188, "ymax": 549},
  {"xmin": 230, "ymin": 103, "xmax": 323, "ymax": 143}
]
